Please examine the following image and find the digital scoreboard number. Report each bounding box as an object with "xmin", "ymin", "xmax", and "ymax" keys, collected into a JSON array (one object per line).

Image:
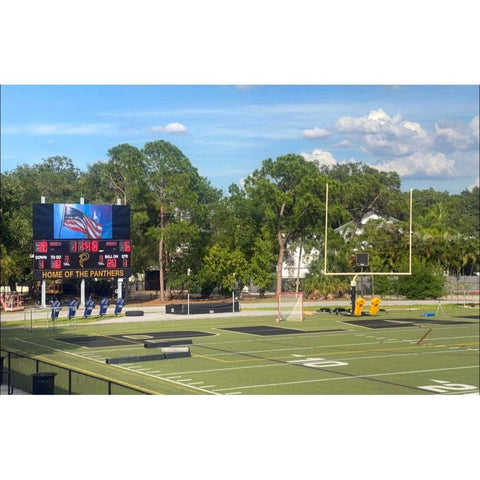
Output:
[{"xmin": 32, "ymin": 239, "xmax": 132, "ymax": 280}]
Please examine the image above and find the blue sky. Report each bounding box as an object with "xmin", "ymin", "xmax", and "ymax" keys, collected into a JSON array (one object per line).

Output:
[{"xmin": 1, "ymin": 85, "xmax": 478, "ymax": 194}]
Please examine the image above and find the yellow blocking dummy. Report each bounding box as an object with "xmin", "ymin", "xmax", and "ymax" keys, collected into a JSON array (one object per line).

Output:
[
  {"xmin": 354, "ymin": 297, "xmax": 366, "ymax": 316},
  {"xmin": 369, "ymin": 297, "xmax": 381, "ymax": 315}
]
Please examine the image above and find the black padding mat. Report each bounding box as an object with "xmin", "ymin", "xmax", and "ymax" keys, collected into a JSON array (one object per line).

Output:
[
  {"xmin": 342, "ymin": 319, "xmax": 416, "ymax": 329},
  {"xmin": 342, "ymin": 318, "xmax": 474, "ymax": 329},
  {"xmin": 220, "ymin": 325, "xmax": 345, "ymax": 336},
  {"xmin": 59, "ymin": 330, "xmax": 214, "ymax": 347}
]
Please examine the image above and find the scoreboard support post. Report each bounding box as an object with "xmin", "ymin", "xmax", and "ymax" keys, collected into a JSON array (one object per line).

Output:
[
  {"xmin": 41, "ymin": 280, "xmax": 47, "ymax": 308},
  {"xmin": 80, "ymin": 197, "xmax": 86, "ymax": 306},
  {"xmin": 40, "ymin": 196, "xmax": 47, "ymax": 308},
  {"xmin": 116, "ymin": 198, "xmax": 123, "ymax": 302},
  {"xmin": 117, "ymin": 277, "xmax": 123, "ymax": 300},
  {"xmin": 81, "ymin": 279, "xmax": 86, "ymax": 306}
]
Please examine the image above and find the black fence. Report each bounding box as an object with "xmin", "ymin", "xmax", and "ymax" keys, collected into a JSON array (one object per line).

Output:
[{"xmin": 0, "ymin": 348, "xmax": 150, "ymax": 395}]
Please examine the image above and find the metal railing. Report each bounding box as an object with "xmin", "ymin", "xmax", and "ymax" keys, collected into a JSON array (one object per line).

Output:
[{"xmin": 0, "ymin": 348, "xmax": 150, "ymax": 395}]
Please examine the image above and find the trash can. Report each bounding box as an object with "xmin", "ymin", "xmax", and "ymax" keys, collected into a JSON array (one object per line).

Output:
[{"xmin": 32, "ymin": 372, "xmax": 57, "ymax": 394}]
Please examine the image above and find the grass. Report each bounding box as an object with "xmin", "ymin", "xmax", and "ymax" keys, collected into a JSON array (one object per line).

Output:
[{"xmin": 1, "ymin": 303, "xmax": 478, "ymax": 395}]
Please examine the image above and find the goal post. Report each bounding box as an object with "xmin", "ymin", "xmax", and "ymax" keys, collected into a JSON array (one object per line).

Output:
[
  {"xmin": 277, "ymin": 292, "xmax": 304, "ymax": 323},
  {"xmin": 323, "ymin": 184, "xmax": 413, "ymax": 314}
]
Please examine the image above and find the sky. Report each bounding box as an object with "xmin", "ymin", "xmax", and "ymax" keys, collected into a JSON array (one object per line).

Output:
[{"xmin": 1, "ymin": 84, "xmax": 479, "ymax": 195}]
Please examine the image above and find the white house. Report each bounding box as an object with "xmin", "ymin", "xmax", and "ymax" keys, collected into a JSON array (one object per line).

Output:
[{"xmin": 281, "ymin": 212, "xmax": 398, "ymax": 280}]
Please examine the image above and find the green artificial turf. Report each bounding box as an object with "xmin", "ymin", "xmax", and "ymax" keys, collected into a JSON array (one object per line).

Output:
[{"xmin": 1, "ymin": 304, "xmax": 478, "ymax": 395}]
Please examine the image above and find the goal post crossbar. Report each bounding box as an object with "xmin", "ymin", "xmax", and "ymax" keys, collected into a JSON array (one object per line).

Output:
[{"xmin": 323, "ymin": 272, "xmax": 413, "ymax": 276}]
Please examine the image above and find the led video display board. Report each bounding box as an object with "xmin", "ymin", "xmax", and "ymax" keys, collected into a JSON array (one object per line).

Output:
[{"xmin": 32, "ymin": 203, "xmax": 131, "ymax": 281}]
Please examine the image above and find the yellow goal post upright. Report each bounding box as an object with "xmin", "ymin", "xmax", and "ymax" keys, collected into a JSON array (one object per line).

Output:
[
  {"xmin": 277, "ymin": 291, "xmax": 304, "ymax": 323},
  {"xmin": 323, "ymin": 183, "xmax": 413, "ymax": 313}
]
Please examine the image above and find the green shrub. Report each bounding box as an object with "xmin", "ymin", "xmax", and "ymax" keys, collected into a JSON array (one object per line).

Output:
[
  {"xmin": 396, "ymin": 262, "xmax": 445, "ymax": 299},
  {"xmin": 372, "ymin": 275, "xmax": 396, "ymax": 296}
]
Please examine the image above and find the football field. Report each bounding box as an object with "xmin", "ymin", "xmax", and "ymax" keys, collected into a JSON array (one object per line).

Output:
[{"xmin": 1, "ymin": 302, "xmax": 478, "ymax": 395}]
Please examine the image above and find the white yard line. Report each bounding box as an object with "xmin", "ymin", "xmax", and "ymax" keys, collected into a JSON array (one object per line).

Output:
[
  {"xmin": 214, "ymin": 365, "xmax": 479, "ymax": 392},
  {"xmin": 111, "ymin": 365, "xmax": 220, "ymax": 394},
  {"xmin": 15, "ymin": 338, "xmax": 106, "ymax": 364},
  {"xmin": 194, "ymin": 334, "xmax": 479, "ymax": 358}
]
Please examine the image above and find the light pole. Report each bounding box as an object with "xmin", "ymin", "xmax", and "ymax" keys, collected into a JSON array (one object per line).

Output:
[
  {"xmin": 187, "ymin": 268, "xmax": 191, "ymax": 315},
  {"xmin": 232, "ymin": 273, "xmax": 236, "ymax": 312}
]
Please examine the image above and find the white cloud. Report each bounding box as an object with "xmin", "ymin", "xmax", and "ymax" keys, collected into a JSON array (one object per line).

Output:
[
  {"xmin": 433, "ymin": 119, "xmax": 476, "ymax": 150},
  {"xmin": 3, "ymin": 122, "xmax": 114, "ymax": 135},
  {"xmin": 301, "ymin": 149, "xmax": 338, "ymax": 167},
  {"xmin": 336, "ymin": 108, "xmax": 392, "ymax": 133},
  {"xmin": 403, "ymin": 121, "xmax": 428, "ymax": 138},
  {"xmin": 470, "ymin": 115, "xmax": 479, "ymax": 139},
  {"xmin": 301, "ymin": 127, "xmax": 329, "ymax": 139},
  {"xmin": 333, "ymin": 139, "xmax": 353, "ymax": 148},
  {"xmin": 330, "ymin": 109, "xmax": 479, "ymax": 182},
  {"xmin": 150, "ymin": 122, "xmax": 187, "ymax": 133},
  {"xmin": 430, "ymin": 115, "xmax": 479, "ymax": 154},
  {"xmin": 375, "ymin": 152, "xmax": 456, "ymax": 177},
  {"xmin": 302, "ymin": 148, "xmax": 459, "ymax": 180},
  {"xmin": 336, "ymin": 109, "xmax": 429, "ymax": 157}
]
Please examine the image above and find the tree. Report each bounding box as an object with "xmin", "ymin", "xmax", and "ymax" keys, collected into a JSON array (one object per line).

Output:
[
  {"xmin": 142, "ymin": 140, "xmax": 220, "ymax": 300},
  {"xmin": 198, "ymin": 244, "xmax": 248, "ymax": 296},
  {"xmin": 321, "ymin": 163, "xmax": 404, "ymax": 240},
  {"xmin": 244, "ymin": 154, "xmax": 327, "ymax": 295},
  {"xmin": 82, "ymin": 144, "xmax": 155, "ymax": 276},
  {"xmin": 358, "ymin": 219, "xmax": 411, "ymax": 272},
  {"xmin": 106, "ymin": 144, "xmax": 147, "ymax": 205},
  {"xmin": 0, "ymin": 157, "xmax": 83, "ymax": 285},
  {"xmin": 247, "ymin": 227, "xmax": 277, "ymax": 296}
]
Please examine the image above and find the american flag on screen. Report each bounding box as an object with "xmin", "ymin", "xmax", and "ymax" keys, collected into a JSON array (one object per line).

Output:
[{"xmin": 63, "ymin": 206, "xmax": 103, "ymax": 238}]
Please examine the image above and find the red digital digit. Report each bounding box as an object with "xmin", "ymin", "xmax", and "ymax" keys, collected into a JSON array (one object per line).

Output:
[
  {"xmin": 38, "ymin": 260, "xmax": 45, "ymax": 269},
  {"xmin": 121, "ymin": 241, "xmax": 131, "ymax": 252},
  {"xmin": 52, "ymin": 259, "xmax": 62, "ymax": 269},
  {"xmin": 106, "ymin": 258, "xmax": 117, "ymax": 268},
  {"xmin": 122, "ymin": 258, "xmax": 129, "ymax": 267},
  {"xmin": 37, "ymin": 241, "xmax": 48, "ymax": 253},
  {"xmin": 91, "ymin": 240, "xmax": 99, "ymax": 252}
]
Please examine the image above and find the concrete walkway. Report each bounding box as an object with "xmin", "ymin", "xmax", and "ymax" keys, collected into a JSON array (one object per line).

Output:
[{"xmin": 1, "ymin": 297, "xmax": 478, "ymax": 326}]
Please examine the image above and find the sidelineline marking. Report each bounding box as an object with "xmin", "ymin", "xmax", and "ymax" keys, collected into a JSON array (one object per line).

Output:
[{"xmin": 194, "ymin": 354, "xmax": 231, "ymax": 363}]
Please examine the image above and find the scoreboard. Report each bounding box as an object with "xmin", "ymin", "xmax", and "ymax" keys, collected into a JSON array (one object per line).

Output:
[
  {"xmin": 32, "ymin": 239, "xmax": 132, "ymax": 280},
  {"xmin": 32, "ymin": 203, "xmax": 132, "ymax": 281}
]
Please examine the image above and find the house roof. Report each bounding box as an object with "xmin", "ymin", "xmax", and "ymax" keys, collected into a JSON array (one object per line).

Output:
[{"xmin": 335, "ymin": 211, "xmax": 398, "ymax": 238}]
